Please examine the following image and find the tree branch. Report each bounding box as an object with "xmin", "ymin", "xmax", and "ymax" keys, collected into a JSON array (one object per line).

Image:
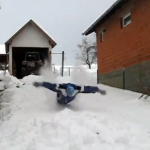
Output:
[{"xmin": 75, "ymin": 37, "xmax": 97, "ymax": 68}]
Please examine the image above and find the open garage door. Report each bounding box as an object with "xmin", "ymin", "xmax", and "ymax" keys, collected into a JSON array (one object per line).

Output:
[{"xmin": 12, "ymin": 47, "xmax": 49, "ymax": 79}]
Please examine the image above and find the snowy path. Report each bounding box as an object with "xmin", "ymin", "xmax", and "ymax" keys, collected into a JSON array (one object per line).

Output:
[{"xmin": 0, "ymin": 73, "xmax": 150, "ymax": 149}]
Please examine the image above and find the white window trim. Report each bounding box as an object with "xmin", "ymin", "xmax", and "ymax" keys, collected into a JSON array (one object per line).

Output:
[
  {"xmin": 101, "ymin": 31, "xmax": 104, "ymax": 42},
  {"xmin": 100, "ymin": 29, "xmax": 105, "ymax": 42},
  {"xmin": 122, "ymin": 12, "xmax": 131, "ymax": 28}
]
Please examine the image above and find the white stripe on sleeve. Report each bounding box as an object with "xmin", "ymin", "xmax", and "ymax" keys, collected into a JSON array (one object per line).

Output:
[
  {"xmin": 81, "ymin": 85, "xmax": 84, "ymax": 91},
  {"xmin": 56, "ymin": 84, "xmax": 59, "ymax": 89}
]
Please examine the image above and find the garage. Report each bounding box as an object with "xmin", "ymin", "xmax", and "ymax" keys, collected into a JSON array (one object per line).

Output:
[
  {"xmin": 5, "ymin": 19, "xmax": 57, "ymax": 79},
  {"xmin": 12, "ymin": 47, "xmax": 49, "ymax": 78}
]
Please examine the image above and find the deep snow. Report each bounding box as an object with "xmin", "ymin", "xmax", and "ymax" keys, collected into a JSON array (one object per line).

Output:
[{"xmin": 0, "ymin": 68, "xmax": 150, "ymax": 150}]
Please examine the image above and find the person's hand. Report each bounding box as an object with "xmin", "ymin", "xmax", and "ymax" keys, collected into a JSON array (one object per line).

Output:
[
  {"xmin": 98, "ymin": 89, "xmax": 106, "ymax": 95},
  {"xmin": 33, "ymin": 82, "xmax": 42, "ymax": 87}
]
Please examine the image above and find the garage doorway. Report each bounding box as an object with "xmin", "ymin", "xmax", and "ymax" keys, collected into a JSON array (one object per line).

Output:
[{"xmin": 12, "ymin": 47, "xmax": 49, "ymax": 79}]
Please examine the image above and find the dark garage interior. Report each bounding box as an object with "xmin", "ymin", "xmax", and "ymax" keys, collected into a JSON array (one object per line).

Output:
[{"xmin": 12, "ymin": 47, "xmax": 49, "ymax": 79}]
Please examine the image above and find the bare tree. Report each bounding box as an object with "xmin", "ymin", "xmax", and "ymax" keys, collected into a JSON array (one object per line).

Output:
[{"xmin": 76, "ymin": 38, "xmax": 97, "ymax": 69}]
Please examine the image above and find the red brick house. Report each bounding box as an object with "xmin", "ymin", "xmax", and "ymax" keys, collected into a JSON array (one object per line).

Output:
[{"xmin": 83, "ymin": 0, "xmax": 150, "ymax": 92}]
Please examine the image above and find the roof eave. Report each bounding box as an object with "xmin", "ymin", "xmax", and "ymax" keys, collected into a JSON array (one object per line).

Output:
[
  {"xmin": 5, "ymin": 19, "xmax": 57, "ymax": 49},
  {"xmin": 82, "ymin": 17, "xmax": 102, "ymax": 35},
  {"xmin": 52, "ymin": 42, "xmax": 57, "ymax": 48},
  {"xmin": 82, "ymin": 0, "xmax": 127, "ymax": 36},
  {"xmin": 82, "ymin": 28, "xmax": 96, "ymax": 36}
]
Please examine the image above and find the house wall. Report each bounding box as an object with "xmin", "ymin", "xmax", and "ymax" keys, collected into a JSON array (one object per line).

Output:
[
  {"xmin": 96, "ymin": 0, "xmax": 150, "ymax": 74},
  {"xmin": 8, "ymin": 23, "xmax": 52, "ymax": 75},
  {"xmin": 96, "ymin": 0, "xmax": 150, "ymax": 92}
]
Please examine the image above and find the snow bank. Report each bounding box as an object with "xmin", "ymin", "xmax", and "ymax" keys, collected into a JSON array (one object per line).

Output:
[
  {"xmin": 0, "ymin": 71, "xmax": 22, "ymax": 90},
  {"xmin": 1, "ymin": 107, "xmax": 149, "ymax": 150},
  {"xmin": 0, "ymin": 68, "xmax": 150, "ymax": 149},
  {"xmin": 21, "ymin": 75, "xmax": 42, "ymax": 85}
]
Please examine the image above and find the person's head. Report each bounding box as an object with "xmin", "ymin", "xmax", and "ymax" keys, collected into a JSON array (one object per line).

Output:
[{"xmin": 66, "ymin": 85, "xmax": 75, "ymax": 97}]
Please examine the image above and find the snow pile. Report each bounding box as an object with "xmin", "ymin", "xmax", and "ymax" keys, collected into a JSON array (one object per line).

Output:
[
  {"xmin": 0, "ymin": 68, "xmax": 150, "ymax": 149},
  {"xmin": 0, "ymin": 71, "xmax": 24, "ymax": 121},
  {"xmin": 0, "ymin": 71, "xmax": 21, "ymax": 90},
  {"xmin": 0, "ymin": 71, "xmax": 24, "ymax": 89},
  {"xmin": 1, "ymin": 107, "xmax": 149, "ymax": 150},
  {"xmin": 21, "ymin": 75, "xmax": 42, "ymax": 85}
]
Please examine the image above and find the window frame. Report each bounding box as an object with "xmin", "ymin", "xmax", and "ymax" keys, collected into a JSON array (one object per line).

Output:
[
  {"xmin": 122, "ymin": 12, "xmax": 131, "ymax": 28},
  {"xmin": 101, "ymin": 31, "xmax": 104, "ymax": 42},
  {"xmin": 100, "ymin": 29, "xmax": 105, "ymax": 42}
]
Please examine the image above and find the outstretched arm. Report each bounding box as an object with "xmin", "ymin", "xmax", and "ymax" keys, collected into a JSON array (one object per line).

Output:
[
  {"xmin": 58, "ymin": 83, "xmax": 106, "ymax": 95},
  {"xmin": 80, "ymin": 85, "xmax": 106, "ymax": 95},
  {"xmin": 42, "ymin": 82, "xmax": 58, "ymax": 92},
  {"xmin": 33, "ymin": 82, "xmax": 59, "ymax": 92}
]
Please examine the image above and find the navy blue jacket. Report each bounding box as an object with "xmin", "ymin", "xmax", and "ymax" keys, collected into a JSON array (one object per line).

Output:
[{"xmin": 41, "ymin": 82, "xmax": 99, "ymax": 104}]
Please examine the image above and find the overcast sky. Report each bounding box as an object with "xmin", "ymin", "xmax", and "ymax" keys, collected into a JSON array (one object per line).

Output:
[{"xmin": 0, "ymin": 0, "xmax": 116, "ymax": 65}]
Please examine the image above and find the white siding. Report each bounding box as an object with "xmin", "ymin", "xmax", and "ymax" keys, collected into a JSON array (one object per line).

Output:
[
  {"xmin": 49, "ymin": 44, "xmax": 52, "ymax": 52},
  {"xmin": 11, "ymin": 23, "xmax": 50, "ymax": 48},
  {"xmin": 9, "ymin": 45, "xmax": 12, "ymax": 74}
]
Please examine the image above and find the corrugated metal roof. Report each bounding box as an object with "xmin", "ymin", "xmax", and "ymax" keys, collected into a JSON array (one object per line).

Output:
[{"xmin": 82, "ymin": 0, "xmax": 128, "ymax": 35}]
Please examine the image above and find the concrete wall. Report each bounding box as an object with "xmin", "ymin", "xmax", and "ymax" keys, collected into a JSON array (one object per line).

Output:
[
  {"xmin": 96, "ymin": 0, "xmax": 150, "ymax": 74},
  {"xmin": 98, "ymin": 69, "xmax": 124, "ymax": 89},
  {"xmin": 98, "ymin": 60, "xmax": 150, "ymax": 93}
]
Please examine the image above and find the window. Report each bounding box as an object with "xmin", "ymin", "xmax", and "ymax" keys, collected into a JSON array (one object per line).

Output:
[
  {"xmin": 101, "ymin": 32, "xmax": 104, "ymax": 42},
  {"xmin": 122, "ymin": 12, "xmax": 131, "ymax": 27},
  {"xmin": 100, "ymin": 29, "xmax": 105, "ymax": 42}
]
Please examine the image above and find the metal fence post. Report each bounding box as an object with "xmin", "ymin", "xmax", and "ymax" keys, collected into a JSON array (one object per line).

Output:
[
  {"xmin": 123, "ymin": 68, "xmax": 125, "ymax": 90},
  {"xmin": 97, "ymin": 69, "xmax": 98, "ymax": 84},
  {"xmin": 69, "ymin": 68, "xmax": 70, "ymax": 76},
  {"xmin": 61, "ymin": 51, "xmax": 64, "ymax": 77},
  {"xmin": 54, "ymin": 66, "xmax": 55, "ymax": 73}
]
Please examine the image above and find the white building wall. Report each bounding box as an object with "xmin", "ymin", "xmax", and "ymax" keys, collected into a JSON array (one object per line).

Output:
[
  {"xmin": 49, "ymin": 45, "xmax": 52, "ymax": 69},
  {"xmin": 9, "ymin": 45, "xmax": 12, "ymax": 74},
  {"xmin": 9, "ymin": 23, "xmax": 53, "ymax": 75},
  {"xmin": 11, "ymin": 23, "xmax": 50, "ymax": 48}
]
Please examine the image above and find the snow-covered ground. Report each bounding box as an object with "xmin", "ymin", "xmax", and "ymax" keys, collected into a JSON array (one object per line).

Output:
[{"xmin": 0, "ymin": 67, "xmax": 150, "ymax": 150}]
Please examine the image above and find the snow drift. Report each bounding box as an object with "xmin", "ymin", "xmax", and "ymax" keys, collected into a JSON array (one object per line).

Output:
[{"xmin": 0, "ymin": 68, "xmax": 150, "ymax": 150}]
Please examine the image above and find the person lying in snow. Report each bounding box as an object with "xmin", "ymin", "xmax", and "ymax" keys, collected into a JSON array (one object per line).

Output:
[{"xmin": 33, "ymin": 81, "xmax": 106, "ymax": 105}]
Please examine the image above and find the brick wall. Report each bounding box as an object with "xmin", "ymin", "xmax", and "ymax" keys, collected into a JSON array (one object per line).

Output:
[{"xmin": 96, "ymin": 0, "xmax": 150, "ymax": 74}]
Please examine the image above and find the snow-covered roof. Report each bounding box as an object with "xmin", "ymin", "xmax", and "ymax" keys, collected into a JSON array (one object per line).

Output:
[{"xmin": 0, "ymin": 45, "xmax": 6, "ymax": 54}]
